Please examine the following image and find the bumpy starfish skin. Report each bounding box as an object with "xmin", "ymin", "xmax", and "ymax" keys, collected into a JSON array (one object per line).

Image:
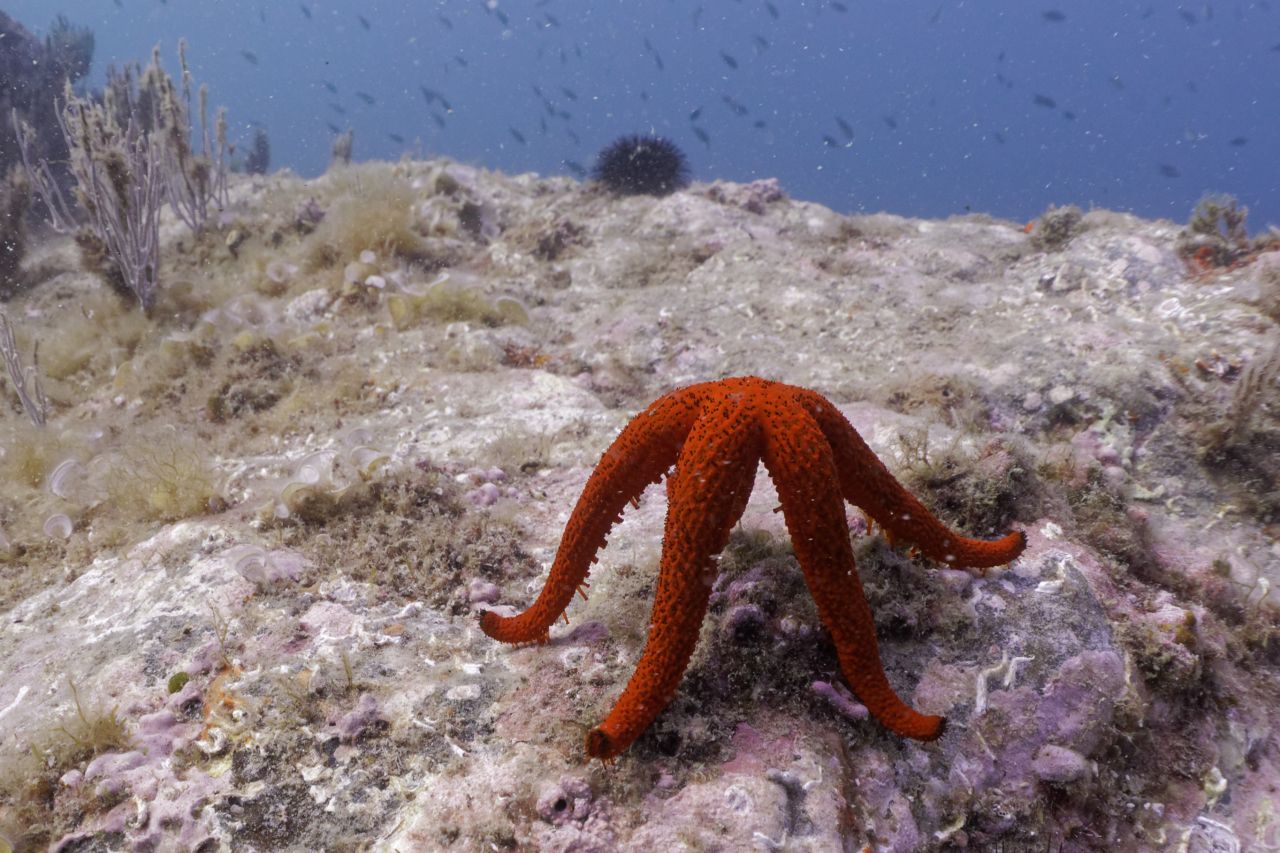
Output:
[{"xmin": 480, "ymin": 376, "xmax": 1026, "ymax": 760}]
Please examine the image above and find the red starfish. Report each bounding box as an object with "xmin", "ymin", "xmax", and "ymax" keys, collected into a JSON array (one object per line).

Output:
[{"xmin": 481, "ymin": 376, "xmax": 1026, "ymax": 760}]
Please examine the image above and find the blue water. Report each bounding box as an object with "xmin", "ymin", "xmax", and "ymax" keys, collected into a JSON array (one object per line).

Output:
[{"xmin": 8, "ymin": 0, "xmax": 1278, "ymax": 229}]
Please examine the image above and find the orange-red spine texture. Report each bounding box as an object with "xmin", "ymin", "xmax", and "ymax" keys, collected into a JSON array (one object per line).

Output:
[{"xmin": 480, "ymin": 376, "xmax": 1026, "ymax": 760}]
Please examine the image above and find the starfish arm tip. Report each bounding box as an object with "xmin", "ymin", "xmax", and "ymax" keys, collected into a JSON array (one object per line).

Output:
[
  {"xmin": 955, "ymin": 527, "xmax": 1028, "ymax": 571},
  {"xmin": 585, "ymin": 727, "xmax": 619, "ymax": 760},
  {"xmin": 882, "ymin": 709, "xmax": 947, "ymax": 741},
  {"xmin": 996, "ymin": 528, "xmax": 1028, "ymax": 564},
  {"xmin": 479, "ymin": 609, "xmax": 551, "ymax": 645}
]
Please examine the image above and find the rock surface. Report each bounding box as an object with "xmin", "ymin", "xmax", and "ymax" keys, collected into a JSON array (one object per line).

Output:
[{"xmin": 1, "ymin": 160, "xmax": 1277, "ymax": 850}]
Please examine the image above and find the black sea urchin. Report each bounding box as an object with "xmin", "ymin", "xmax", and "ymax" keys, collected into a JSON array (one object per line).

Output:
[{"xmin": 592, "ymin": 134, "xmax": 691, "ymax": 197}]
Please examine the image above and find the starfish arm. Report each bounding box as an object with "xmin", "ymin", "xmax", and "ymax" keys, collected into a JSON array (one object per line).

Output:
[
  {"xmin": 799, "ymin": 391, "xmax": 1026, "ymax": 570},
  {"xmin": 586, "ymin": 404, "xmax": 762, "ymax": 760},
  {"xmin": 761, "ymin": 395, "xmax": 945, "ymax": 741},
  {"xmin": 481, "ymin": 387, "xmax": 704, "ymax": 644}
]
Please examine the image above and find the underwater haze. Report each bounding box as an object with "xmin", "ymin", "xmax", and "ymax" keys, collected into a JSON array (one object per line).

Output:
[{"xmin": 6, "ymin": 0, "xmax": 1279, "ymax": 228}]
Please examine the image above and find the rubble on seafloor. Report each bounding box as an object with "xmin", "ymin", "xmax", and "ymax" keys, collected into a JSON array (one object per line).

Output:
[{"xmin": 1, "ymin": 158, "xmax": 1278, "ymax": 850}]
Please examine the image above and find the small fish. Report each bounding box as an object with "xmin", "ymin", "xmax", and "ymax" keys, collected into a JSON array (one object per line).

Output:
[
  {"xmin": 1062, "ymin": 110, "xmax": 1076, "ymax": 120},
  {"xmin": 1229, "ymin": 136, "xmax": 1248, "ymax": 146},
  {"xmin": 509, "ymin": 127, "xmax": 527, "ymax": 145},
  {"xmin": 544, "ymin": 13, "xmax": 560, "ymax": 27},
  {"xmin": 1033, "ymin": 93, "xmax": 1057, "ymax": 108},
  {"xmin": 1041, "ymin": 9, "xmax": 1066, "ymax": 22},
  {"xmin": 1109, "ymin": 74, "xmax": 1125, "ymax": 90},
  {"xmin": 113, "ymin": 0, "xmax": 122, "ymax": 7},
  {"xmin": 495, "ymin": 9, "xmax": 509, "ymax": 26},
  {"xmin": 929, "ymin": 4, "xmax": 944, "ymax": 24},
  {"xmin": 693, "ymin": 5, "xmax": 704, "ymax": 26},
  {"xmin": 992, "ymin": 130, "xmax": 1006, "ymax": 143},
  {"xmin": 539, "ymin": 116, "xmax": 548, "ymax": 134},
  {"xmin": 326, "ymin": 122, "xmax": 341, "ymax": 134},
  {"xmin": 355, "ymin": 91, "xmax": 376, "ymax": 106},
  {"xmin": 239, "ymin": 50, "xmax": 260, "ymax": 65},
  {"xmin": 430, "ymin": 112, "xmax": 447, "ymax": 129},
  {"xmin": 357, "ymin": 14, "xmax": 371, "ymax": 30},
  {"xmin": 1159, "ymin": 163, "xmax": 1181, "ymax": 177},
  {"xmin": 689, "ymin": 106, "xmax": 704, "ymax": 121},
  {"xmin": 556, "ymin": 109, "xmax": 572, "ymax": 121},
  {"xmin": 437, "ymin": 14, "xmax": 454, "ymax": 29},
  {"xmin": 883, "ymin": 115, "xmax": 898, "ymax": 129},
  {"xmin": 420, "ymin": 87, "xmax": 451, "ymax": 111},
  {"xmin": 259, "ymin": 7, "xmax": 266, "ymax": 23},
  {"xmin": 1271, "ymin": 43, "xmax": 1280, "ymax": 52},
  {"xmin": 640, "ymin": 90, "xmax": 650, "ymax": 102},
  {"xmin": 299, "ymin": 3, "xmax": 312, "ymax": 20},
  {"xmin": 455, "ymin": 54, "xmax": 469, "ymax": 68},
  {"xmin": 720, "ymin": 51, "xmax": 739, "ymax": 69},
  {"xmin": 544, "ymin": 100, "xmax": 556, "ymax": 116},
  {"xmin": 822, "ymin": 134, "xmax": 841, "ymax": 148},
  {"xmin": 1141, "ymin": 5, "xmax": 1155, "ymax": 18},
  {"xmin": 721, "ymin": 94, "xmax": 749, "ymax": 116},
  {"xmin": 830, "ymin": 1, "xmax": 848, "ymax": 11},
  {"xmin": 644, "ymin": 37, "xmax": 655, "ymax": 53},
  {"xmin": 560, "ymin": 86, "xmax": 578, "ymax": 101},
  {"xmin": 765, "ymin": 2, "xmax": 779, "ymax": 19},
  {"xmin": 563, "ymin": 160, "xmax": 587, "ymax": 178},
  {"xmin": 996, "ymin": 50, "xmax": 1006, "ymax": 62},
  {"xmin": 652, "ymin": 52, "xmax": 665, "ymax": 70},
  {"xmin": 752, "ymin": 34, "xmax": 770, "ymax": 53},
  {"xmin": 566, "ymin": 128, "xmax": 581, "ymax": 144},
  {"xmin": 692, "ymin": 126, "xmax": 711, "ymax": 147},
  {"xmin": 388, "ymin": 133, "xmax": 405, "ymax": 144},
  {"xmin": 328, "ymin": 102, "xmax": 347, "ymax": 115},
  {"xmin": 835, "ymin": 116, "xmax": 854, "ymax": 140},
  {"xmin": 1179, "ymin": 9, "xmax": 1197, "ymax": 23},
  {"xmin": 752, "ymin": 119, "xmax": 767, "ymax": 129},
  {"xmin": 323, "ymin": 80, "xmax": 338, "ymax": 94}
]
